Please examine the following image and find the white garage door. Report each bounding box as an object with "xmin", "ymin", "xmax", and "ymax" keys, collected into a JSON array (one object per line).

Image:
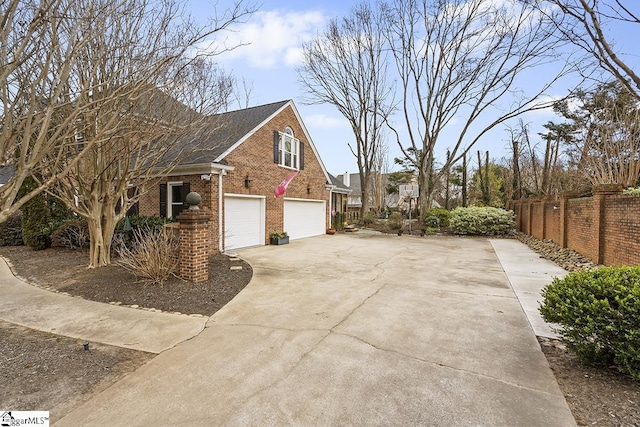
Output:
[
  {"xmin": 224, "ymin": 195, "xmax": 265, "ymax": 250},
  {"xmin": 284, "ymin": 198, "xmax": 326, "ymax": 240}
]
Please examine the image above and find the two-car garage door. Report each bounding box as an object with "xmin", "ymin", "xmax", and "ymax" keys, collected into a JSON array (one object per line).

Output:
[
  {"xmin": 284, "ymin": 198, "xmax": 326, "ymax": 240},
  {"xmin": 224, "ymin": 195, "xmax": 326, "ymax": 250}
]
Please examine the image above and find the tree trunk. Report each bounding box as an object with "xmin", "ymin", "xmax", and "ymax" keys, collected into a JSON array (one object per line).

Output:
[
  {"xmin": 512, "ymin": 138, "xmax": 521, "ymax": 200},
  {"xmin": 359, "ymin": 169, "xmax": 371, "ymax": 220},
  {"xmin": 87, "ymin": 203, "xmax": 119, "ymax": 268},
  {"xmin": 484, "ymin": 151, "xmax": 490, "ymax": 205},
  {"xmin": 462, "ymin": 152, "xmax": 467, "ymax": 207}
]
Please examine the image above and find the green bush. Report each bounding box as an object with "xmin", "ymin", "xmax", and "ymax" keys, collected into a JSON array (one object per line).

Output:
[
  {"xmin": 424, "ymin": 215, "xmax": 440, "ymax": 229},
  {"xmin": 449, "ymin": 206, "xmax": 513, "ymax": 235},
  {"xmin": 540, "ymin": 267, "xmax": 640, "ymax": 380},
  {"xmin": 118, "ymin": 215, "xmax": 172, "ymax": 233},
  {"xmin": 362, "ymin": 211, "xmax": 376, "ymax": 226},
  {"xmin": 332, "ymin": 212, "xmax": 346, "ymax": 231},
  {"xmin": 50, "ymin": 219, "xmax": 90, "ymax": 249},
  {"xmin": 19, "ymin": 177, "xmax": 51, "ymax": 250},
  {"xmin": 623, "ymin": 187, "xmax": 640, "ymax": 195},
  {"xmin": 0, "ymin": 211, "xmax": 23, "ymax": 246},
  {"xmin": 424, "ymin": 207, "xmax": 451, "ymax": 228}
]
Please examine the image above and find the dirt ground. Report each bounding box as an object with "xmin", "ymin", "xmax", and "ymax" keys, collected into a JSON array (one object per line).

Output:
[{"xmin": 0, "ymin": 244, "xmax": 638, "ymax": 425}]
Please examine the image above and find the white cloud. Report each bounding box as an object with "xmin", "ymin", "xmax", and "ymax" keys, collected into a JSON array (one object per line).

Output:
[
  {"xmin": 216, "ymin": 10, "xmax": 326, "ymax": 69},
  {"xmin": 305, "ymin": 113, "xmax": 350, "ymax": 129}
]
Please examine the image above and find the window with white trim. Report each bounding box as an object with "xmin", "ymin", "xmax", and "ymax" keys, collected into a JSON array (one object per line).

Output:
[
  {"xmin": 274, "ymin": 127, "xmax": 305, "ymax": 170},
  {"xmin": 160, "ymin": 181, "xmax": 190, "ymax": 218}
]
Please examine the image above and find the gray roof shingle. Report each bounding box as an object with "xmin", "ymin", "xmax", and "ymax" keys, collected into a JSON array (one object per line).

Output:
[{"xmin": 175, "ymin": 100, "xmax": 290, "ymax": 165}]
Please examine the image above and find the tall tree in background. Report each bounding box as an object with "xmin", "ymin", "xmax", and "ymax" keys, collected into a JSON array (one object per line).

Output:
[
  {"xmin": 299, "ymin": 2, "xmax": 395, "ymax": 219},
  {"xmin": 382, "ymin": 0, "xmax": 572, "ymax": 214},
  {"xmin": 557, "ymin": 81, "xmax": 640, "ymax": 187},
  {"xmin": 540, "ymin": 0, "xmax": 640, "ymax": 98},
  {"xmin": 26, "ymin": 0, "xmax": 252, "ymax": 267}
]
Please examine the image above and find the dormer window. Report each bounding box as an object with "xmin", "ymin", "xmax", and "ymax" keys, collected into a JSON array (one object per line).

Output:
[{"xmin": 273, "ymin": 127, "xmax": 305, "ymax": 170}]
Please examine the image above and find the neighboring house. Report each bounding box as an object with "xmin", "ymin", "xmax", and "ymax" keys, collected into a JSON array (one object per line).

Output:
[
  {"xmin": 336, "ymin": 172, "xmax": 400, "ymax": 218},
  {"xmin": 137, "ymin": 100, "xmax": 334, "ymax": 252}
]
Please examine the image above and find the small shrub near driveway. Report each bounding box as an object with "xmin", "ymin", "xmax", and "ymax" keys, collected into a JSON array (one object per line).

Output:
[
  {"xmin": 117, "ymin": 229, "xmax": 180, "ymax": 285},
  {"xmin": 540, "ymin": 266, "xmax": 640, "ymax": 380},
  {"xmin": 50, "ymin": 219, "xmax": 90, "ymax": 249},
  {"xmin": 449, "ymin": 206, "xmax": 513, "ymax": 235}
]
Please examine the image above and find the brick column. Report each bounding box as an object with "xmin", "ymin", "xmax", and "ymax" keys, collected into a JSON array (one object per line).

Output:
[
  {"xmin": 177, "ymin": 200, "xmax": 211, "ymax": 283},
  {"xmin": 592, "ymin": 184, "xmax": 623, "ymax": 264},
  {"xmin": 558, "ymin": 193, "xmax": 570, "ymax": 248}
]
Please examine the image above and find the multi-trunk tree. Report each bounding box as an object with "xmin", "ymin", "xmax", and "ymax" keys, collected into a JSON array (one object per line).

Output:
[{"xmin": 3, "ymin": 0, "xmax": 253, "ymax": 267}]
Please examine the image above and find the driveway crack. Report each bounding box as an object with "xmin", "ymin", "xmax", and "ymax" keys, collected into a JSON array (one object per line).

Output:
[{"xmin": 332, "ymin": 331, "xmax": 560, "ymax": 397}]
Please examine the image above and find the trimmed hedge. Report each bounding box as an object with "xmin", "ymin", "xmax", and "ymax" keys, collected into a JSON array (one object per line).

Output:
[
  {"xmin": 449, "ymin": 206, "xmax": 513, "ymax": 235},
  {"xmin": 540, "ymin": 266, "xmax": 640, "ymax": 380}
]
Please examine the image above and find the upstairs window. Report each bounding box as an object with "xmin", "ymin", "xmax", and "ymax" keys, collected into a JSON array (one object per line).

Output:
[{"xmin": 274, "ymin": 127, "xmax": 304, "ymax": 170}]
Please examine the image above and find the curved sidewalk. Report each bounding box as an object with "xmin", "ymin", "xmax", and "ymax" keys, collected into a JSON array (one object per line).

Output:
[
  {"xmin": 55, "ymin": 235, "xmax": 576, "ymax": 426},
  {"xmin": 0, "ymin": 257, "xmax": 206, "ymax": 354}
]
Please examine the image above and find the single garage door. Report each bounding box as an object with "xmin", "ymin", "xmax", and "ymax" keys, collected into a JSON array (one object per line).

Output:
[
  {"xmin": 284, "ymin": 198, "xmax": 326, "ymax": 240},
  {"xmin": 224, "ymin": 195, "xmax": 265, "ymax": 250}
]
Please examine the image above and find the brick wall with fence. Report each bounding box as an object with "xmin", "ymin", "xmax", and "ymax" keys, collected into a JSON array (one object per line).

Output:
[{"xmin": 508, "ymin": 185, "xmax": 640, "ymax": 266}]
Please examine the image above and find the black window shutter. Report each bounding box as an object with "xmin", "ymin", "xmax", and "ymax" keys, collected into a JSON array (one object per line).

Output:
[
  {"xmin": 159, "ymin": 183, "xmax": 167, "ymax": 217},
  {"xmin": 299, "ymin": 142, "xmax": 305, "ymax": 170},
  {"xmin": 273, "ymin": 131, "xmax": 280, "ymax": 164}
]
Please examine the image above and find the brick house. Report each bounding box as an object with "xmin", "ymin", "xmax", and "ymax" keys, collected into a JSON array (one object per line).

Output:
[{"xmin": 137, "ymin": 100, "xmax": 336, "ymax": 252}]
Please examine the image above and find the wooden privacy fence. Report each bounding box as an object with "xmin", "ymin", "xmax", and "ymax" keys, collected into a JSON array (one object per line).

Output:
[{"xmin": 508, "ymin": 185, "xmax": 640, "ymax": 267}]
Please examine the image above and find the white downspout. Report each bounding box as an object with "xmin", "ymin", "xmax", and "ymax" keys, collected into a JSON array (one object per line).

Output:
[
  {"xmin": 328, "ymin": 188, "xmax": 333, "ymax": 229},
  {"xmin": 218, "ymin": 170, "xmax": 226, "ymax": 252}
]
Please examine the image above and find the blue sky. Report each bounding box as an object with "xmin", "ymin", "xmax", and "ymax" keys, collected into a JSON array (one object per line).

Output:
[{"xmin": 189, "ymin": 0, "xmax": 640, "ymax": 176}]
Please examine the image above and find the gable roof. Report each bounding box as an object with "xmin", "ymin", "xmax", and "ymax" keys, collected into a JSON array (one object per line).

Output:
[
  {"xmin": 177, "ymin": 100, "xmax": 290, "ymax": 165},
  {"xmin": 328, "ymin": 173, "xmax": 351, "ymax": 194}
]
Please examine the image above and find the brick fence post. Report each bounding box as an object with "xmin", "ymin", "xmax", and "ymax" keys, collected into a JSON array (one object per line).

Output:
[
  {"xmin": 592, "ymin": 184, "xmax": 623, "ymax": 264},
  {"xmin": 176, "ymin": 192, "xmax": 211, "ymax": 283},
  {"xmin": 558, "ymin": 193, "xmax": 570, "ymax": 248}
]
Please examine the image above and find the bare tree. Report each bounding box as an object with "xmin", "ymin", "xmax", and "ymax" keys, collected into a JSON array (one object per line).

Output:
[
  {"xmin": 35, "ymin": 0, "xmax": 253, "ymax": 267},
  {"xmin": 298, "ymin": 1, "xmax": 395, "ymax": 219},
  {"xmin": 370, "ymin": 139, "xmax": 390, "ymax": 213},
  {"xmin": 540, "ymin": 0, "xmax": 640, "ymax": 98},
  {"xmin": 382, "ymin": 0, "xmax": 573, "ymax": 213},
  {"xmin": 0, "ymin": 0, "xmax": 111, "ymax": 223},
  {"xmin": 559, "ymin": 81, "xmax": 640, "ymax": 187}
]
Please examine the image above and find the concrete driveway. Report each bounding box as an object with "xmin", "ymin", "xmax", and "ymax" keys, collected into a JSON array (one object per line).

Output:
[{"xmin": 56, "ymin": 233, "xmax": 575, "ymax": 426}]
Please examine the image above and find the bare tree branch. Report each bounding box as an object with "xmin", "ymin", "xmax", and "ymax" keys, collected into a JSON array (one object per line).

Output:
[
  {"xmin": 383, "ymin": 0, "xmax": 574, "ymax": 212},
  {"xmin": 298, "ymin": 1, "xmax": 395, "ymax": 218}
]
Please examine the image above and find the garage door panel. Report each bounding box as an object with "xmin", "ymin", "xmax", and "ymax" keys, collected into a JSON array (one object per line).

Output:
[
  {"xmin": 225, "ymin": 196, "xmax": 264, "ymax": 250},
  {"xmin": 284, "ymin": 199, "xmax": 325, "ymax": 240}
]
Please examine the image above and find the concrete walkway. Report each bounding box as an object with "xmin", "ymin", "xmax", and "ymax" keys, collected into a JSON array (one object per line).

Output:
[
  {"xmin": 490, "ymin": 239, "xmax": 567, "ymax": 339},
  {"xmin": 0, "ymin": 257, "xmax": 206, "ymax": 354},
  {"xmin": 52, "ymin": 234, "xmax": 575, "ymax": 426}
]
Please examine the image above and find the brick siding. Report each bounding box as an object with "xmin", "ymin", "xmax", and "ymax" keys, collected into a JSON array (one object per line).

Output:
[{"xmin": 138, "ymin": 104, "xmax": 330, "ymax": 253}]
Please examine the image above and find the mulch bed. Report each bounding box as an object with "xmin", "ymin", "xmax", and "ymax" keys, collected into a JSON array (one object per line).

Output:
[{"xmin": 0, "ymin": 245, "xmax": 252, "ymax": 316}]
